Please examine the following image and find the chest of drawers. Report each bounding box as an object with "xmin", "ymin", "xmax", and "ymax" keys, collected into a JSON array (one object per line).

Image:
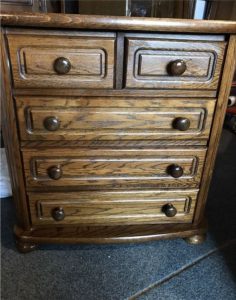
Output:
[{"xmin": 1, "ymin": 12, "xmax": 236, "ymax": 252}]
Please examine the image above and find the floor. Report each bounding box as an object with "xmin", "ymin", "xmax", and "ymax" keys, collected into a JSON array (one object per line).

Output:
[{"xmin": 1, "ymin": 129, "xmax": 236, "ymax": 300}]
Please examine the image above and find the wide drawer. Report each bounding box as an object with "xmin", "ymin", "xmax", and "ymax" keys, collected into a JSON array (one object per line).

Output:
[
  {"xmin": 28, "ymin": 189, "xmax": 198, "ymax": 225},
  {"xmin": 16, "ymin": 97, "xmax": 215, "ymax": 143},
  {"xmin": 6, "ymin": 30, "xmax": 115, "ymax": 89},
  {"xmin": 23, "ymin": 148, "xmax": 206, "ymax": 189},
  {"xmin": 125, "ymin": 34, "xmax": 226, "ymax": 90}
]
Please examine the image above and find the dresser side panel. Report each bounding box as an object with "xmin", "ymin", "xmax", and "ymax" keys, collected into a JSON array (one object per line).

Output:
[
  {"xmin": 1, "ymin": 28, "xmax": 31, "ymax": 229},
  {"xmin": 194, "ymin": 34, "xmax": 236, "ymax": 224}
]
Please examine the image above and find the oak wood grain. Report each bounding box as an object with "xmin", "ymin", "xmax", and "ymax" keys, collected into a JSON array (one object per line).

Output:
[
  {"xmin": 14, "ymin": 219, "xmax": 207, "ymax": 245},
  {"xmin": 13, "ymin": 88, "xmax": 217, "ymax": 98},
  {"xmin": 193, "ymin": 35, "xmax": 236, "ymax": 224},
  {"xmin": 6, "ymin": 30, "xmax": 116, "ymax": 89},
  {"xmin": 28, "ymin": 189, "xmax": 198, "ymax": 225},
  {"xmin": 125, "ymin": 36, "xmax": 226, "ymax": 90},
  {"xmin": 1, "ymin": 12, "xmax": 236, "ymax": 33},
  {"xmin": 1, "ymin": 29, "xmax": 30, "ymax": 229},
  {"xmin": 16, "ymin": 97, "xmax": 216, "ymax": 142},
  {"xmin": 1, "ymin": 13, "xmax": 235, "ymax": 248},
  {"xmin": 20, "ymin": 140, "xmax": 208, "ymax": 148},
  {"xmin": 22, "ymin": 148, "xmax": 206, "ymax": 189}
]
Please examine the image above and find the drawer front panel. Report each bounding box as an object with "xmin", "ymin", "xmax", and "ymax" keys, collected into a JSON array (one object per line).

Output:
[
  {"xmin": 7, "ymin": 30, "xmax": 115, "ymax": 89},
  {"xmin": 16, "ymin": 97, "xmax": 215, "ymax": 142},
  {"xmin": 125, "ymin": 36, "xmax": 226, "ymax": 90},
  {"xmin": 23, "ymin": 148, "xmax": 206, "ymax": 189},
  {"xmin": 28, "ymin": 190, "xmax": 198, "ymax": 225}
]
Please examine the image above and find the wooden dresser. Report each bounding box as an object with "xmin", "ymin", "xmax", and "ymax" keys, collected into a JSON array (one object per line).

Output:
[{"xmin": 1, "ymin": 12, "xmax": 236, "ymax": 252}]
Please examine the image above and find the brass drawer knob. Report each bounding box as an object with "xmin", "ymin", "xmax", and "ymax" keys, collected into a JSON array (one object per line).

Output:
[
  {"xmin": 43, "ymin": 116, "xmax": 60, "ymax": 131},
  {"xmin": 47, "ymin": 166, "xmax": 62, "ymax": 180},
  {"xmin": 173, "ymin": 117, "xmax": 190, "ymax": 131},
  {"xmin": 162, "ymin": 203, "xmax": 177, "ymax": 217},
  {"xmin": 168, "ymin": 59, "xmax": 187, "ymax": 76},
  {"xmin": 167, "ymin": 164, "xmax": 183, "ymax": 178},
  {"xmin": 54, "ymin": 57, "xmax": 71, "ymax": 74},
  {"xmin": 51, "ymin": 207, "xmax": 65, "ymax": 221}
]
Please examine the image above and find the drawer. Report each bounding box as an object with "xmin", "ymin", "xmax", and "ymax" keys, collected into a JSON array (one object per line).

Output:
[
  {"xmin": 125, "ymin": 35, "xmax": 226, "ymax": 90},
  {"xmin": 16, "ymin": 97, "xmax": 215, "ymax": 143},
  {"xmin": 28, "ymin": 189, "xmax": 198, "ymax": 225},
  {"xmin": 23, "ymin": 148, "xmax": 206, "ymax": 189},
  {"xmin": 7, "ymin": 30, "xmax": 115, "ymax": 89}
]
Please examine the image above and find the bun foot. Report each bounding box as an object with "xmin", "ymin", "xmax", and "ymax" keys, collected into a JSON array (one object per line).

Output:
[
  {"xmin": 16, "ymin": 240, "xmax": 37, "ymax": 253},
  {"xmin": 184, "ymin": 234, "xmax": 206, "ymax": 245}
]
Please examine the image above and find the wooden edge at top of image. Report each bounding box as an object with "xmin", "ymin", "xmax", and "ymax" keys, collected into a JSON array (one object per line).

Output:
[{"xmin": 1, "ymin": 12, "xmax": 236, "ymax": 33}]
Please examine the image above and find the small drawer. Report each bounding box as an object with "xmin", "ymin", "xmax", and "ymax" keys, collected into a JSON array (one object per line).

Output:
[
  {"xmin": 125, "ymin": 35, "xmax": 226, "ymax": 90},
  {"xmin": 16, "ymin": 97, "xmax": 215, "ymax": 143},
  {"xmin": 7, "ymin": 30, "xmax": 115, "ymax": 89},
  {"xmin": 28, "ymin": 189, "xmax": 198, "ymax": 225},
  {"xmin": 23, "ymin": 148, "xmax": 206, "ymax": 189}
]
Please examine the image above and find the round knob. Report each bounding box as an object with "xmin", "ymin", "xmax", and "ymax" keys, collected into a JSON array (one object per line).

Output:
[
  {"xmin": 168, "ymin": 59, "xmax": 187, "ymax": 76},
  {"xmin": 51, "ymin": 207, "xmax": 65, "ymax": 221},
  {"xmin": 43, "ymin": 116, "xmax": 60, "ymax": 131},
  {"xmin": 54, "ymin": 57, "xmax": 71, "ymax": 74},
  {"xmin": 162, "ymin": 203, "xmax": 177, "ymax": 217},
  {"xmin": 173, "ymin": 117, "xmax": 190, "ymax": 131},
  {"xmin": 167, "ymin": 164, "xmax": 183, "ymax": 178},
  {"xmin": 47, "ymin": 166, "xmax": 62, "ymax": 180}
]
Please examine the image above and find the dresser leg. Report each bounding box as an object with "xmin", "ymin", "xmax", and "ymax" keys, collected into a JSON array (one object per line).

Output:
[
  {"xmin": 15, "ymin": 239, "xmax": 37, "ymax": 253},
  {"xmin": 184, "ymin": 234, "xmax": 206, "ymax": 245}
]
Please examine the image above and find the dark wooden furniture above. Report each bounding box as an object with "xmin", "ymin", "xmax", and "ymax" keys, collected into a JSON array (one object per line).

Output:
[
  {"xmin": 0, "ymin": 0, "xmax": 60, "ymax": 13},
  {"xmin": 1, "ymin": 12, "xmax": 236, "ymax": 252}
]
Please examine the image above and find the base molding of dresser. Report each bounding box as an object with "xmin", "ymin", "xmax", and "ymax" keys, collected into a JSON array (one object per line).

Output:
[
  {"xmin": 14, "ymin": 220, "xmax": 207, "ymax": 251},
  {"xmin": 183, "ymin": 233, "xmax": 206, "ymax": 245},
  {"xmin": 15, "ymin": 239, "xmax": 38, "ymax": 253}
]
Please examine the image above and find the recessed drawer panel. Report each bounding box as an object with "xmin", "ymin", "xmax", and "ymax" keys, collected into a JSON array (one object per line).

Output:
[
  {"xmin": 28, "ymin": 189, "xmax": 198, "ymax": 225},
  {"xmin": 23, "ymin": 148, "xmax": 206, "ymax": 189},
  {"xmin": 125, "ymin": 35, "xmax": 226, "ymax": 90},
  {"xmin": 7, "ymin": 30, "xmax": 115, "ymax": 89},
  {"xmin": 16, "ymin": 97, "xmax": 215, "ymax": 143}
]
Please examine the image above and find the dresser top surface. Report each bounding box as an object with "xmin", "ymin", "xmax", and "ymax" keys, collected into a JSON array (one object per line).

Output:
[{"xmin": 1, "ymin": 12, "xmax": 236, "ymax": 34}]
